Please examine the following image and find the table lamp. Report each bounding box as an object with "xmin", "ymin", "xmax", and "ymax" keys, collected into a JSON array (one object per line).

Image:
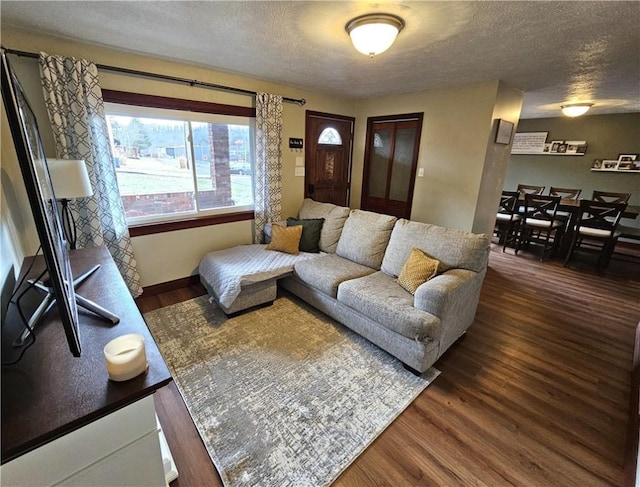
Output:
[{"xmin": 47, "ymin": 158, "xmax": 93, "ymax": 249}]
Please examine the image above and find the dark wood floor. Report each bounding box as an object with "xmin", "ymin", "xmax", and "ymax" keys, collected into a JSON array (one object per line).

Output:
[{"xmin": 138, "ymin": 243, "xmax": 640, "ymax": 487}]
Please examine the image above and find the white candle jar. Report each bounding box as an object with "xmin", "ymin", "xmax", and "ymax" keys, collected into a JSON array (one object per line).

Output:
[{"xmin": 103, "ymin": 334, "xmax": 148, "ymax": 382}]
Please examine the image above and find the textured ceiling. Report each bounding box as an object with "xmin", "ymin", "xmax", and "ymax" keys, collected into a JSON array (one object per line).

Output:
[{"xmin": 2, "ymin": 1, "xmax": 639, "ymax": 119}]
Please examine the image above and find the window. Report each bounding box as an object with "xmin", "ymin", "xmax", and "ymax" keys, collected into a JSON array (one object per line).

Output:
[
  {"xmin": 317, "ymin": 127, "xmax": 342, "ymax": 145},
  {"xmin": 104, "ymin": 94, "xmax": 255, "ymax": 227}
]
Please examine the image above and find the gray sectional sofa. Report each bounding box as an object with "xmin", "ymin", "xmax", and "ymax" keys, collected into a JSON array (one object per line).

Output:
[{"xmin": 199, "ymin": 198, "xmax": 490, "ymax": 373}]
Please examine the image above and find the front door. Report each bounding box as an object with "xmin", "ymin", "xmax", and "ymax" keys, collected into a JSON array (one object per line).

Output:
[
  {"xmin": 304, "ymin": 111, "xmax": 354, "ymax": 206},
  {"xmin": 361, "ymin": 113, "xmax": 423, "ymax": 219}
]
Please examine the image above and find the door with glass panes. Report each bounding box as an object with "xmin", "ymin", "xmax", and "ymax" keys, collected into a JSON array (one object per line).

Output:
[{"xmin": 361, "ymin": 113, "xmax": 423, "ymax": 219}]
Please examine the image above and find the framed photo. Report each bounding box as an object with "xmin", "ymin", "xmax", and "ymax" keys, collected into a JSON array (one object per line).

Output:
[
  {"xmin": 618, "ymin": 161, "xmax": 634, "ymax": 170},
  {"xmin": 591, "ymin": 159, "xmax": 602, "ymax": 169},
  {"xmin": 618, "ymin": 153, "xmax": 638, "ymax": 162},
  {"xmin": 495, "ymin": 119, "xmax": 514, "ymax": 145},
  {"xmin": 602, "ymin": 159, "xmax": 619, "ymax": 170},
  {"xmin": 557, "ymin": 143, "xmax": 568, "ymax": 154},
  {"xmin": 542, "ymin": 143, "xmax": 552, "ymax": 153},
  {"xmin": 549, "ymin": 140, "xmax": 564, "ymax": 153},
  {"xmin": 566, "ymin": 140, "xmax": 587, "ymax": 154}
]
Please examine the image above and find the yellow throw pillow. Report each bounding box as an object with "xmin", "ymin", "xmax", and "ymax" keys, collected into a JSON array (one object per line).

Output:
[
  {"xmin": 396, "ymin": 247, "xmax": 440, "ymax": 295},
  {"xmin": 266, "ymin": 224, "xmax": 303, "ymax": 255}
]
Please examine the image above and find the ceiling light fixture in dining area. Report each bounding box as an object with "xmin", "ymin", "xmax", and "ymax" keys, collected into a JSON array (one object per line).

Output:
[
  {"xmin": 561, "ymin": 103, "xmax": 593, "ymax": 117},
  {"xmin": 345, "ymin": 13, "xmax": 405, "ymax": 57}
]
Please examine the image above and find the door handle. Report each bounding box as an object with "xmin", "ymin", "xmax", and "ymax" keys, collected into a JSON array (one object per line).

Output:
[{"xmin": 308, "ymin": 184, "xmax": 315, "ymax": 195}]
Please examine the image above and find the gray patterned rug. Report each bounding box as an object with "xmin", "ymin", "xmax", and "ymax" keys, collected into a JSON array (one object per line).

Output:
[{"xmin": 144, "ymin": 293, "xmax": 439, "ymax": 487}]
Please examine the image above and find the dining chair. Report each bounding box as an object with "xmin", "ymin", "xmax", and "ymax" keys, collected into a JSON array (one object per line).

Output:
[
  {"xmin": 564, "ymin": 200, "xmax": 628, "ymax": 271},
  {"xmin": 515, "ymin": 194, "xmax": 563, "ymax": 261},
  {"xmin": 592, "ymin": 190, "xmax": 631, "ymax": 204},
  {"xmin": 517, "ymin": 184, "xmax": 545, "ymax": 196},
  {"xmin": 494, "ymin": 190, "xmax": 521, "ymax": 252},
  {"xmin": 549, "ymin": 187, "xmax": 582, "ymax": 200},
  {"xmin": 549, "ymin": 187, "xmax": 582, "ymax": 226}
]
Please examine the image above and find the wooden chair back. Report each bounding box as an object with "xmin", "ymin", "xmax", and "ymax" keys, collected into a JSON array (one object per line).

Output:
[
  {"xmin": 517, "ymin": 184, "xmax": 545, "ymax": 196},
  {"xmin": 549, "ymin": 187, "xmax": 582, "ymax": 200},
  {"xmin": 592, "ymin": 190, "xmax": 631, "ymax": 204},
  {"xmin": 577, "ymin": 200, "xmax": 627, "ymax": 232},
  {"xmin": 523, "ymin": 194, "xmax": 560, "ymax": 223},
  {"xmin": 498, "ymin": 191, "xmax": 520, "ymax": 215}
]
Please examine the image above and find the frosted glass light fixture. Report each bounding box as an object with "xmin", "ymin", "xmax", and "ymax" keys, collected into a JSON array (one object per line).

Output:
[
  {"xmin": 561, "ymin": 103, "xmax": 593, "ymax": 117},
  {"xmin": 346, "ymin": 13, "xmax": 405, "ymax": 57}
]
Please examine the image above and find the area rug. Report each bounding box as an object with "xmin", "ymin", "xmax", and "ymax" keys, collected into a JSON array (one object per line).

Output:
[{"xmin": 144, "ymin": 294, "xmax": 439, "ymax": 487}]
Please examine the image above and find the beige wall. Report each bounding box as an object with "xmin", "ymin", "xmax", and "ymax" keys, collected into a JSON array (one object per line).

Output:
[
  {"xmin": 353, "ymin": 80, "xmax": 523, "ymax": 233},
  {"xmin": 473, "ymin": 82, "xmax": 524, "ymax": 235},
  {"xmin": 2, "ymin": 27, "xmax": 527, "ymax": 288},
  {"xmin": 1, "ymin": 28, "xmax": 355, "ymax": 286}
]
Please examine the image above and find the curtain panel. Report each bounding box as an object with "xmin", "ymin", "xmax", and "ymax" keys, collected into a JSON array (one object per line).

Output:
[
  {"xmin": 254, "ymin": 92, "xmax": 283, "ymax": 243},
  {"xmin": 39, "ymin": 52, "xmax": 143, "ymax": 297}
]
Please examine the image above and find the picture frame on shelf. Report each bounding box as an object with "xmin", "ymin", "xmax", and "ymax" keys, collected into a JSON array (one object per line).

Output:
[
  {"xmin": 495, "ymin": 119, "xmax": 514, "ymax": 145},
  {"xmin": 549, "ymin": 140, "xmax": 564, "ymax": 153},
  {"xmin": 557, "ymin": 143, "xmax": 568, "ymax": 154},
  {"xmin": 542, "ymin": 143, "xmax": 552, "ymax": 153},
  {"xmin": 602, "ymin": 160, "xmax": 619, "ymax": 170},
  {"xmin": 618, "ymin": 161, "xmax": 634, "ymax": 170},
  {"xmin": 591, "ymin": 159, "xmax": 602, "ymax": 169},
  {"xmin": 566, "ymin": 141, "xmax": 587, "ymax": 154},
  {"xmin": 618, "ymin": 153, "xmax": 638, "ymax": 162}
]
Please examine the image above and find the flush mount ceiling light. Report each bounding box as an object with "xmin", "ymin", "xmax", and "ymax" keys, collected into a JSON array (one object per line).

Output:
[
  {"xmin": 561, "ymin": 103, "xmax": 593, "ymax": 117},
  {"xmin": 345, "ymin": 13, "xmax": 405, "ymax": 57}
]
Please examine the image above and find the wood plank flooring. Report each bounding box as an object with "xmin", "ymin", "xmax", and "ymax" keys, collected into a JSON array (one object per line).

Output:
[{"xmin": 137, "ymin": 244, "xmax": 640, "ymax": 487}]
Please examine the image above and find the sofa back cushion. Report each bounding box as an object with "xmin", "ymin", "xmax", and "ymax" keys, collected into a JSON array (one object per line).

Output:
[
  {"xmin": 381, "ymin": 219, "xmax": 490, "ymax": 276},
  {"xmin": 336, "ymin": 210, "xmax": 397, "ymax": 269},
  {"xmin": 298, "ymin": 198, "xmax": 350, "ymax": 253}
]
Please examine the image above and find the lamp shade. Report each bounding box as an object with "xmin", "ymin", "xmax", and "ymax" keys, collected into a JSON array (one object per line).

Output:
[
  {"xmin": 47, "ymin": 159, "xmax": 93, "ymax": 199},
  {"xmin": 346, "ymin": 14, "xmax": 405, "ymax": 57},
  {"xmin": 561, "ymin": 103, "xmax": 593, "ymax": 117}
]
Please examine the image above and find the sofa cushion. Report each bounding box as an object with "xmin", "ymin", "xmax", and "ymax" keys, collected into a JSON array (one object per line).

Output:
[
  {"xmin": 286, "ymin": 217, "xmax": 324, "ymax": 253},
  {"xmin": 337, "ymin": 272, "xmax": 441, "ymax": 341},
  {"xmin": 336, "ymin": 210, "xmax": 397, "ymax": 269},
  {"xmin": 381, "ymin": 219, "xmax": 489, "ymax": 276},
  {"xmin": 293, "ymin": 253, "xmax": 375, "ymax": 298},
  {"xmin": 298, "ymin": 198, "xmax": 350, "ymax": 253},
  {"xmin": 396, "ymin": 248, "xmax": 440, "ymax": 294},
  {"xmin": 266, "ymin": 225, "xmax": 302, "ymax": 254}
]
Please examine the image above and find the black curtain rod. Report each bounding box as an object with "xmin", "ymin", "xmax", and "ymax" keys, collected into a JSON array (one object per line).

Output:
[{"xmin": 4, "ymin": 48, "xmax": 306, "ymax": 106}]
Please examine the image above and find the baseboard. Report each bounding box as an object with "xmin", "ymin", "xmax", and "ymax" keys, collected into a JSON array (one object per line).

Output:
[
  {"xmin": 623, "ymin": 321, "xmax": 640, "ymax": 487},
  {"xmin": 142, "ymin": 275, "xmax": 201, "ymax": 297}
]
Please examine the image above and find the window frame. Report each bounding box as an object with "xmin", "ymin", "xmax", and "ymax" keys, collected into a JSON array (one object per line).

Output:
[{"xmin": 102, "ymin": 90, "xmax": 256, "ymax": 236}]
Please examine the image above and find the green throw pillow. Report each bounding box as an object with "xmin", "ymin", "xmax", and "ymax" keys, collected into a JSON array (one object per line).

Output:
[{"xmin": 286, "ymin": 217, "xmax": 324, "ymax": 253}]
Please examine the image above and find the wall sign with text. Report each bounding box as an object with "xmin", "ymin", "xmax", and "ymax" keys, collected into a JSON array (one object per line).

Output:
[{"xmin": 511, "ymin": 131, "xmax": 587, "ymax": 155}]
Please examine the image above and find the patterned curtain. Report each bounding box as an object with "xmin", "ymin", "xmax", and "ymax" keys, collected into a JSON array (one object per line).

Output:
[
  {"xmin": 254, "ymin": 93, "xmax": 283, "ymax": 243},
  {"xmin": 39, "ymin": 53, "xmax": 143, "ymax": 297}
]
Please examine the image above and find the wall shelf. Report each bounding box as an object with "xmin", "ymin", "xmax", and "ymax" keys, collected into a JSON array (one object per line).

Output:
[
  {"xmin": 591, "ymin": 169, "xmax": 640, "ymax": 173},
  {"xmin": 513, "ymin": 152, "xmax": 585, "ymax": 156}
]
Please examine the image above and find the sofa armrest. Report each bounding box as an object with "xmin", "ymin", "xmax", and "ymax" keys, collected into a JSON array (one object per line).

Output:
[{"xmin": 413, "ymin": 268, "xmax": 483, "ymax": 320}]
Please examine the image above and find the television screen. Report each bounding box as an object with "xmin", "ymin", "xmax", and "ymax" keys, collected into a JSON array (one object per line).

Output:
[{"xmin": 1, "ymin": 50, "xmax": 81, "ymax": 356}]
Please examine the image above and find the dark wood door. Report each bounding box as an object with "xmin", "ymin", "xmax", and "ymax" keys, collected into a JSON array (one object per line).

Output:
[
  {"xmin": 361, "ymin": 113, "xmax": 423, "ymax": 219},
  {"xmin": 304, "ymin": 111, "xmax": 354, "ymax": 206}
]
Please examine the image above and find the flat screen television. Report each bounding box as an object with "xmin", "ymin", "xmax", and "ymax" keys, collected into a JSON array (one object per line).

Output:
[{"xmin": 1, "ymin": 49, "xmax": 82, "ymax": 356}]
